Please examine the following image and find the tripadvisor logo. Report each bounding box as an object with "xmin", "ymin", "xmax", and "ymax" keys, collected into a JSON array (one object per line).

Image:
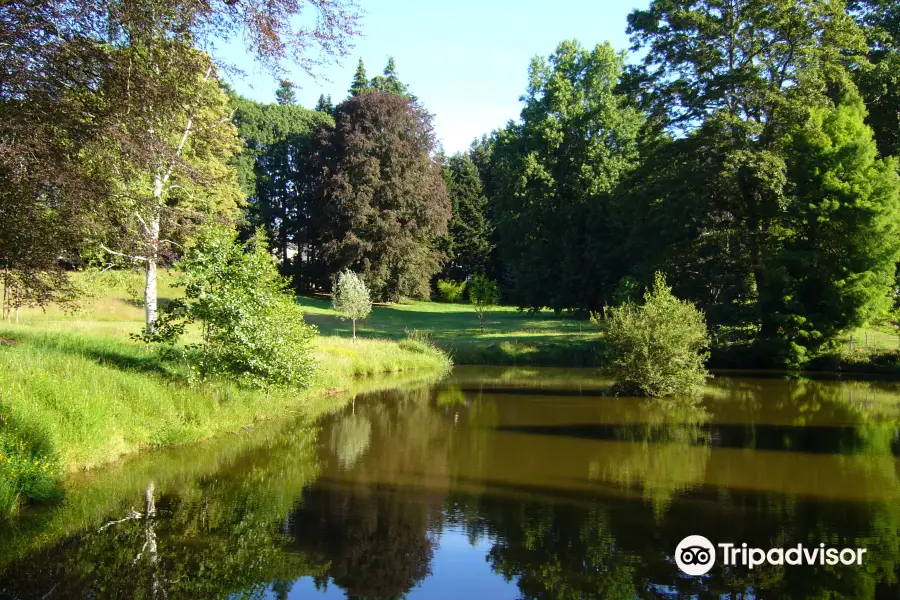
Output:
[{"xmin": 675, "ymin": 535, "xmax": 868, "ymax": 576}]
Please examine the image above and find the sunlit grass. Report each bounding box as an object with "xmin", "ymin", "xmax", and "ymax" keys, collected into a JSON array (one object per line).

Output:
[{"xmin": 0, "ymin": 269, "xmax": 452, "ymax": 518}]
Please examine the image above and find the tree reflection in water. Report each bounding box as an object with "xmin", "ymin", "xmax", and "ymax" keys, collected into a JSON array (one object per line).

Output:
[{"xmin": 3, "ymin": 373, "xmax": 900, "ymax": 599}]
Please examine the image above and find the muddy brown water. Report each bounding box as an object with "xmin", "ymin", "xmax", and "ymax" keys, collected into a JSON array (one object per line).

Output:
[{"xmin": 3, "ymin": 366, "xmax": 900, "ymax": 599}]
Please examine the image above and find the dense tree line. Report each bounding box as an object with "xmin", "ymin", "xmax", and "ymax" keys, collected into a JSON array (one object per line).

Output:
[
  {"xmin": 437, "ymin": 0, "xmax": 900, "ymax": 368},
  {"xmin": 3, "ymin": 0, "xmax": 900, "ymax": 368}
]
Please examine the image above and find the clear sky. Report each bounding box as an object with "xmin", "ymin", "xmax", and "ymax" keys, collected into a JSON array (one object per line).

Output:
[{"xmin": 219, "ymin": 0, "xmax": 647, "ymax": 153}]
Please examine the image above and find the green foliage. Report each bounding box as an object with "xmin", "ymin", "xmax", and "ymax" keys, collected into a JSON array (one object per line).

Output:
[
  {"xmin": 316, "ymin": 91, "xmax": 451, "ymax": 302},
  {"xmin": 491, "ymin": 40, "xmax": 643, "ymax": 311},
  {"xmin": 145, "ymin": 226, "xmax": 318, "ymax": 388},
  {"xmin": 595, "ymin": 272, "xmax": 709, "ymax": 397},
  {"xmin": 0, "ymin": 403, "xmax": 61, "ymax": 519},
  {"xmin": 231, "ymin": 95, "xmax": 334, "ymax": 289},
  {"xmin": 349, "ymin": 58, "xmax": 370, "ymax": 97},
  {"xmin": 398, "ymin": 328, "xmax": 444, "ymax": 356},
  {"xmin": 436, "ymin": 278, "xmax": 467, "ymax": 303},
  {"xmin": 370, "ymin": 56, "xmax": 410, "ymax": 97},
  {"xmin": 332, "ymin": 270, "xmax": 372, "ymax": 339},
  {"xmin": 440, "ymin": 153, "xmax": 494, "ymax": 281},
  {"xmin": 469, "ymin": 274, "xmax": 500, "ymax": 332},
  {"xmin": 315, "ymin": 94, "xmax": 335, "ymax": 113},
  {"xmin": 849, "ymin": 0, "xmax": 900, "ymax": 158},
  {"xmin": 773, "ymin": 93, "xmax": 900, "ymax": 356},
  {"xmin": 275, "ymin": 79, "xmax": 296, "ymax": 105}
]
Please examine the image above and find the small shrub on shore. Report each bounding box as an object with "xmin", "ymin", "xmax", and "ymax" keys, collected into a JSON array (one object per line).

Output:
[
  {"xmin": 593, "ymin": 272, "xmax": 709, "ymax": 397},
  {"xmin": 141, "ymin": 226, "xmax": 317, "ymax": 388}
]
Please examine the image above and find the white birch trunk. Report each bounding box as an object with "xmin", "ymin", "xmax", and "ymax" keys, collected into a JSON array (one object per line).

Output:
[{"xmin": 145, "ymin": 174, "xmax": 163, "ymax": 333}]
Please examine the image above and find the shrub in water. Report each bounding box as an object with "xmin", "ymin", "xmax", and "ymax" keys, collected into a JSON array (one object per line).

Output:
[
  {"xmin": 593, "ymin": 272, "xmax": 709, "ymax": 397},
  {"xmin": 142, "ymin": 226, "xmax": 317, "ymax": 388},
  {"xmin": 436, "ymin": 278, "xmax": 466, "ymax": 303},
  {"xmin": 332, "ymin": 270, "xmax": 372, "ymax": 340}
]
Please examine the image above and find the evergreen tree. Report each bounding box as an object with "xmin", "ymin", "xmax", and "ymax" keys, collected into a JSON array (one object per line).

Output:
[
  {"xmin": 315, "ymin": 94, "xmax": 334, "ymax": 113},
  {"xmin": 349, "ymin": 58, "xmax": 370, "ymax": 97},
  {"xmin": 371, "ymin": 56, "xmax": 409, "ymax": 96},
  {"xmin": 774, "ymin": 93, "xmax": 900, "ymax": 359},
  {"xmin": 626, "ymin": 0, "xmax": 869, "ymax": 356},
  {"xmin": 231, "ymin": 96, "xmax": 334, "ymax": 290},
  {"xmin": 440, "ymin": 153, "xmax": 493, "ymax": 281},
  {"xmin": 275, "ymin": 80, "xmax": 296, "ymax": 105},
  {"xmin": 491, "ymin": 40, "xmax": 643, "ymax": 311},
  {"xmin": 314, "ymin": 91, "xmax": 451, "ymax": 302}
]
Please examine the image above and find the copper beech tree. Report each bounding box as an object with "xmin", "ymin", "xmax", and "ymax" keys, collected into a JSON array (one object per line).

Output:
[{"xmin": 315, "ymin": 91, "xmax": 451, "ymax": 302}]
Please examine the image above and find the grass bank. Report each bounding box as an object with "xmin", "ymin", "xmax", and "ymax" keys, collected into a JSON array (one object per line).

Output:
[{"xmin": 0, "ymin": 271, "xmax": 450, "ymax": 519}]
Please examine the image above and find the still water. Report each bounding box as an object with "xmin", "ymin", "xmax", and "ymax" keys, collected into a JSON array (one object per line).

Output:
[{"xmin": 3, "ymin": 367, "xmax": 900, "ymax": 599}]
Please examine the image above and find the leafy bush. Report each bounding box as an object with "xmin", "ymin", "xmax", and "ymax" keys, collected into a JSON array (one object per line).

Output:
[
  {"xmin": 142, "ymin": 227, "xmax": 317, "ymax": 388},
  {"xmin": 332, "ymin": 270, "xmax": 372, "ymax": 340},
  {"xmin": 436, "ymin": 278, "xmax": 466, "ymax": 303},
  {"xmin": 593, "ymin": 272, "xmax": 709, "ymax": 397},
  {"xmin": 0, "ymin": 403, "xmax": 61, "ymax": 519},
  {"xmin": 469, "ymin": 274, "xmax": 499, "ymax": 332}
]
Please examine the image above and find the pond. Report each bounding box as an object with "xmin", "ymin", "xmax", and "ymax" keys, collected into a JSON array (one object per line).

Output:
[{"xmin": 3, "ymin": 367, "xmax": 900, "ymax": 599}]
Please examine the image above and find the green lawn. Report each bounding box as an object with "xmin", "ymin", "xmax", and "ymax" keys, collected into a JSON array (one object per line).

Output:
[{"xmin": 298, "ymin": 295, "xmax": 603, "ymax": 366}]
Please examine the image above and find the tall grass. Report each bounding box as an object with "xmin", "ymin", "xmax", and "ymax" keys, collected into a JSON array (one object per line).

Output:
[{"xmin": 0, "ymin": 318, "xmax": 450, "ymax": 519}]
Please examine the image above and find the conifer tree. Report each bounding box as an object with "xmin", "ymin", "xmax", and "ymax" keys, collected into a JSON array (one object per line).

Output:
[
  {"xmin": 275, "ymin": 80, "xmax": 296, "ymax": 105},
  {"xmin": 371, "ymin": 56, "xmax": 409, "ymax": 96},
  {"xmin": 315, "ymin": 91, "xmax": 451, "ymax": 302},
  {"xmin": 315, "ymin": 94, "xmax": 335, "ymax": 113},
  {"xmin": 349, "ymin": 58, "xmax": 370, "ymax": 97},
  {"xmin": 440, "ymin": 154, "xmax": 494, "ymax": 281}
]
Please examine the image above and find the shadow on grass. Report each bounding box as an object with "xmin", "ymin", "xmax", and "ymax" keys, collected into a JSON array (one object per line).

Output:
[
  {"xmin": 117, "ymin": 296, "xmax": 174, "ymax": 310},
  {"xmin": 300, "ymin": 298, "xmax": 602, "ymax": 367},
  {"xmin": 0, "ymin": 327, "xmax": 185, "ymax": 382}
]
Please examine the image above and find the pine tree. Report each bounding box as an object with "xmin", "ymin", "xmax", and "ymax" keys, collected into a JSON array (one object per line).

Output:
[
  {"xmin": 371, "ymin": 56, "xmax": 408, "ymax": 96},
  {"xmin": 315, "ymin": 94, "xmax": 334, "ymax": 113},
  {"xmin": 349, "ymin": 58, "xmax": 369, "ymax": 97},
  {"xmin": 440, "ymin": 154, "xmax": 493, "ymax": 281}
]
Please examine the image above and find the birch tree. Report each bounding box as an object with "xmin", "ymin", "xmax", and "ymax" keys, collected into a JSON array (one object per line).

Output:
[{"xmin": 95, "ymin": 42, "xmax": 243, "ymax": 333}]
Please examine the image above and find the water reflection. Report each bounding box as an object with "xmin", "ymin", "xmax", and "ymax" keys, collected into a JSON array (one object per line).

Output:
[{"xmin": 3, "ymin": 368, "xmax": 900, "ymax": 599}]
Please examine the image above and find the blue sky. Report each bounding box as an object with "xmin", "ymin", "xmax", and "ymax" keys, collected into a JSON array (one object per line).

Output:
[{"xmin": 219, "ymin": 0, "xmax": 647, "ymax": 153}]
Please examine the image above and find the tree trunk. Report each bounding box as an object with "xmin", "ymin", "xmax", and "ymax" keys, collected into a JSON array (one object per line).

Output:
[
  {"xmin": 352, "ymin": 318, "xmax": 357, "ymax": 340},
  {"xmin": 145, "ymin": 175, "xmax": 162, "ymax": 333}
]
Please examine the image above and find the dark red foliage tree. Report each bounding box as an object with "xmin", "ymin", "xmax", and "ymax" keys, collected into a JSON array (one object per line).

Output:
[{"xmin": 314, "ymin": 91, "xmax": 451, "ymax": 302}]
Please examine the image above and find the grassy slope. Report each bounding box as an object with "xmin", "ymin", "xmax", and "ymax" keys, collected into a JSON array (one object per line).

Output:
[{"xmin": 0, "ymin": 271, "xmax": 450, "ymax": 517}]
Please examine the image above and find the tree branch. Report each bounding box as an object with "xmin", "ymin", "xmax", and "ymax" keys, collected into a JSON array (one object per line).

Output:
[
  {"xmin": 99, "ymin": 243, "xmax": 148, "ymax": 263},
  {"xmin": 99, "ymin": 507, "xmax": 143, "ymax": 531}
]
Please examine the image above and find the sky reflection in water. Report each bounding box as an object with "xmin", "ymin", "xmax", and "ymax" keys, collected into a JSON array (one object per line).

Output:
[{"xmin": 3, "ymin": 366, "xmax": 900, "ymax": 599}]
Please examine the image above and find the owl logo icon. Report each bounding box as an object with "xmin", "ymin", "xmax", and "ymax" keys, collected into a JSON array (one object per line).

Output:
[{"xmin": 675, "ymin": 535, "xmax": 716, "ymax": 575}]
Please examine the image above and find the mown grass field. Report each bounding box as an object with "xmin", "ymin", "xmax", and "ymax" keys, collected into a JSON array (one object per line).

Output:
[{"xmin": 299, "ymin": 295, "xmax": 602, "ymax": 366}]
